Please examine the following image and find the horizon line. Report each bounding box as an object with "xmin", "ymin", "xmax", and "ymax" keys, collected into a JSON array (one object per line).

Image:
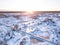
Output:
[{"xmin": 0, "ymin": 11, "xmax": 60, "ymax": 13}]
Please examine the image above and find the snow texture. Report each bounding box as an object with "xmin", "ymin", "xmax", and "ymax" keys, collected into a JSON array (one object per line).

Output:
[{"xmin": 0, "ymin": 13, "xmax": 60, "ymax": 45}]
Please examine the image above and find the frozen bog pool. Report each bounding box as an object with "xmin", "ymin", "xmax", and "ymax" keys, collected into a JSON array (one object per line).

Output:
[{"xmin": 0, "ymin": 12, "xmax": 60, "ymax": 45}]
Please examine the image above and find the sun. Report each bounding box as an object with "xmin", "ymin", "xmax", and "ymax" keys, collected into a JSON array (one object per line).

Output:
[
  {"xmin": 21, "ymin": 11, "xmax": 34, "ymax": 17},
  {"xmin": 22, "ymin": 11, "xmax": 38, "ymax": 18},
  {"xmin": 25, "ymin": 11, "xmax": 34, "ymax": 14}
]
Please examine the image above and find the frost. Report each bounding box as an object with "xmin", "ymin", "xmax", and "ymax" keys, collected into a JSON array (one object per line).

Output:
[{"xmin": 0, "ymin": 13, "xmax": 60, "ymax": 45}]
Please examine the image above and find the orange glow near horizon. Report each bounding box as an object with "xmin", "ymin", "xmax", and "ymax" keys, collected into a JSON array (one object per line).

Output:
[
  {"xmin": 22, "ymin": 11, "xmax": 34, "ymax": 16},
  {"xmin": 25, "ymin": 11, "xmax": 34, "ymax": 14},
  {"xmin": 22, "ymin": 11, "xmax": 38, "ymax": 18}
]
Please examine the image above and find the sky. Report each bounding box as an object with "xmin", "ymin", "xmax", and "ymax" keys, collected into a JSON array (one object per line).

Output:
[{"xmin": 0, "ymin": 0, "xmax": 60, "ymax": 11}]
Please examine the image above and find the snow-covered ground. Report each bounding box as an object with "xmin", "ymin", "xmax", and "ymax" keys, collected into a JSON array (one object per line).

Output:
[{"xmin": 0, "ymin": 13, "xmax": 60, "ymax": 45}]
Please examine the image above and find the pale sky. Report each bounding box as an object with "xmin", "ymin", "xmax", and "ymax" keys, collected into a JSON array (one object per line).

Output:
[{"xmin": 0, "ymin": 0, "xmax": 60, "ymax": 11}]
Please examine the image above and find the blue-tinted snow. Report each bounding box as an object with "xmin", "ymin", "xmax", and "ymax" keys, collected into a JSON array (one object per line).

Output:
[{"xmin": 0, "ymin": 13, "xmax": 60, "ymax": 45}]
